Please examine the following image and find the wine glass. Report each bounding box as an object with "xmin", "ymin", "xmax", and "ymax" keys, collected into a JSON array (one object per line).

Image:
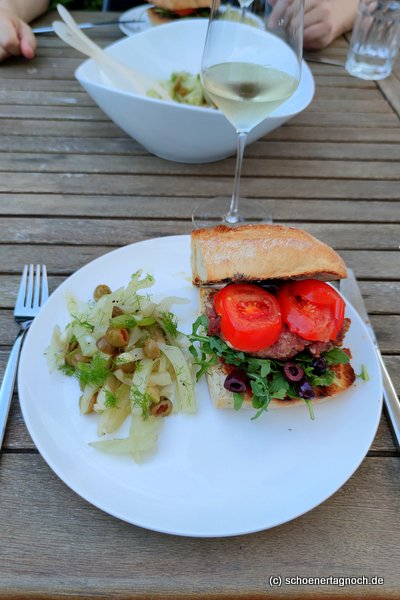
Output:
[{"xmin": 192, "ymin": 0, "xmax": 304, "ymax": 227}]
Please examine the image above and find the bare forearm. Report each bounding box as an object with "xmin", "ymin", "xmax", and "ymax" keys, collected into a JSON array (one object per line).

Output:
[{"xmin": 0, "ymin": 0, "xmax": 49, "ymax": 23}]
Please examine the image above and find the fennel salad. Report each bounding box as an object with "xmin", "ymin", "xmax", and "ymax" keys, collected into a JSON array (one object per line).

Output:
[
  {"xmin": 147, "ymin": 71, "xmax": 215, "ymax": 108},
  {"xmin": 45, "ymin": 271, "xmax": 196, "ymax": 463}
]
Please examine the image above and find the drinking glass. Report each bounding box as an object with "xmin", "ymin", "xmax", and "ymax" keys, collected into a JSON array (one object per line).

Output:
[
  {"xmin": 345, "ymin": 0, "xmax": 400, "ymax": 81},
  {"xmin": 192, "ymin": 0, "xmax": 304, "ymax": 227}
]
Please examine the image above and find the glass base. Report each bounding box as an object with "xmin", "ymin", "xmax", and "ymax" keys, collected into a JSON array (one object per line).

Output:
[
  {"xmin": 345, "ymin": 57, "xmax": 392, "ymax": 80},
  {"xmin": 192, "ymin": 197, "xmax": 273, "ymax": 229}
]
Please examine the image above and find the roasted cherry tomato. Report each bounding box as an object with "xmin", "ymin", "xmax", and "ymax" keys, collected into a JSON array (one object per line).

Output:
[
  {"xmin": 276, "ymin": 279, "xmax": 345, "ymax": 342},
  {"xmin": 213, "ymin": 283, "xmax": 282, "ymax": 352}
]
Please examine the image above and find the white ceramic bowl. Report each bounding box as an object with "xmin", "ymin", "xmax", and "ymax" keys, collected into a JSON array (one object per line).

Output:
[{"xmin": 75, "ymin": 20, "xmax": 315, "ymax": 163}]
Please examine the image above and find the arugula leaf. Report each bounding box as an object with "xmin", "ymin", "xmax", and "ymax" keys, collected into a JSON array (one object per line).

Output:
[
  {"xmin": 309, "ymin": 370, "xmax": 335, "ymax": 387},
  {"xmin": 268, "ymin": 371, "xmax": 290, "ymax": 399},
  {"xmin": 305, "ymin": 399, "xmax": 315, "ymax": 420},
  {"xmin": 324, "ymin": 347, "xmax": 350, "ymax": 365}
]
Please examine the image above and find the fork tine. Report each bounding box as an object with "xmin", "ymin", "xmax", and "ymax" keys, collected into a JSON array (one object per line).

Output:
[
  {"xmin": 25, "ymin": 264, "xmax": 34, "ymax": 309},
  {"xmin": 41, "ymin": 265, "xmax": 49, "ymax": 304},
  {"xmin": 32, "ymin": 264, "xmax": 41, "ymax": 309},
  {"xmin": 14, "ymin": 265, "xmax": 28, "ymax": 312}
]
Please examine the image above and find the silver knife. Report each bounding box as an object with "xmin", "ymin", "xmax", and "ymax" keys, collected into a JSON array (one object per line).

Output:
[
  {"xmin": 340, "ymin": 268, "xmax": 400, "ymax": 448},
  {"xmin": 32, "ymin": 19, "xmax": 144, "ymax": 34}
]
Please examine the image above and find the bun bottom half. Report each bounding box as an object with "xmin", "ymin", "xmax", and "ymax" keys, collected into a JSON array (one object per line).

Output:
[{"xmin": 206, "ymin": 360, "xmax": 356, "ymax": 410}]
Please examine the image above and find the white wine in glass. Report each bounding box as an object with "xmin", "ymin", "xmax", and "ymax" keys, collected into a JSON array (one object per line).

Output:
[{"xmin": 192, "ymin": 0, "xmax": 304, "ymax": 227}]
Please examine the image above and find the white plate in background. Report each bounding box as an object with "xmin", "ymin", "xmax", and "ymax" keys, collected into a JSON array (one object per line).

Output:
[{"xmin": 119, "ymin": 4, "xmax": 154, "ymax": 35}]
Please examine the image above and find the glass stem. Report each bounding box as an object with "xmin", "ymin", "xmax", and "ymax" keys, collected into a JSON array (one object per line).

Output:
[{"xmin": 225, "ymin": 131, "xmax": 247, "ymax": 224}]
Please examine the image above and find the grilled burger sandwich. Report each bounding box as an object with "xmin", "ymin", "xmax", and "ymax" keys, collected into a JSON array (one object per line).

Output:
[
  {"xmin": 190, "ymin": 224, "xmax": 355, "ymax": 418},
  {"xmin": 146, "ymin": 0, "xmax": 211, "ymax": 25}
]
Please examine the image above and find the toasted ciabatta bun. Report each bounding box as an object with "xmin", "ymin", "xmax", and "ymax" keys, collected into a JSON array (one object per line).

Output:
[{"xmin": 191, "ymin": 224, "xmax": 347, "ymax": 286}]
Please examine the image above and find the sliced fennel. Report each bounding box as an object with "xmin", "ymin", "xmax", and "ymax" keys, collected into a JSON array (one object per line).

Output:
[
  {"xmin": 158, "ymin": 343, "xmax": 196, "ymax": 414},
  {"xmin": 45, "ymin": 270, "xmax": 196, "ymax": 464}
]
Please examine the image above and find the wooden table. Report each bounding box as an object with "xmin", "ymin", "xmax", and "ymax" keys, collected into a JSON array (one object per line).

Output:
[{"xmin": 1, "ymin": 11, "xmax": 399, "ymax": 599}]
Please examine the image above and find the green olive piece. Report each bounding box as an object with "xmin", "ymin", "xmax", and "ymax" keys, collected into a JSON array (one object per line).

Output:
[
  {"xmin": 65, "ymin": 348, "xmax": 91, "ymax": 368},
  {"xmin": 118, "ymin": 360, "xmax": 135, "ymax": 373},
  {"xmin": 105, "ymin": 326, "xmax": 129, "ymax": 348},
  {"xmin": 112, "ymin": 305, "xmax": 124, "ymax": 318},
  {"xmin": 150, "ymin": 397, "xmax": 173, "ymax": 417},
  {"xmin": 96, "ymin": 336, "xmax": 115, "ymax": 355},
  {"xmin": 93, "ymin": 284, "xmax": 112, "ymax": 302}
]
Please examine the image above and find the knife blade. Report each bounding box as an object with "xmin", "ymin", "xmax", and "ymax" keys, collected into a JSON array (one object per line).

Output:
[
  {"xmin": 340, "ymin": 268, "xmax": 400, "ymax": 448},
  {"xmin": 32, "ymin": 19, "xmax": 144, "ymax": 34},
  {"xmin": 303, "ymin": 54, "xmax": 344, "ymax": 68}
]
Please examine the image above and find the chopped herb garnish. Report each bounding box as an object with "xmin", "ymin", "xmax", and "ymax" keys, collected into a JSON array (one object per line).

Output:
[
  {"xmin": 160, "ymin": 311, "xmax": 179, "ymax": 338},
  {"xmin": 71, "ymin": 313, "xmax": 94, "ymax": 332},
  {"xmin": 104, "ymin": 389, "xmax": 119, "ymax": 409},
  {"xmin": 75, "ymin": 353, "xmax": 111, "ymax": 387},
  {"xmin": 134, "ymin": 361, "xmax": 143, "ymax": 373},
  {"xmin": 131, "ymin": 388, "xmax": 152, "ymax": 419},
  {"xmin": 59, "ymin": 363, "xmax": 76, "ymax": 377}
]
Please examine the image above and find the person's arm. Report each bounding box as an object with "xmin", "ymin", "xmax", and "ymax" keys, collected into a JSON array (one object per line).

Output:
[
  {"xmin": 0, "ymin": 0, "xmax": 49, "ymax": 61},
  {"xmin": 303, "ymin": 0, "xmax": 359, "ymax": 50}
]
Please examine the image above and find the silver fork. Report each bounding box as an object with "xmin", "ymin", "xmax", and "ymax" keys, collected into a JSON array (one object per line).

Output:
[{"xmin": 0, "ymin": 265, "xmax": 48, "ymax": 449}]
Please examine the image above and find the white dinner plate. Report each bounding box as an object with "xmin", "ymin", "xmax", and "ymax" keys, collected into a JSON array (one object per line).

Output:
[
  {"xmin": 18, "ymin": 236, "xmax": 383, "ymax": 537},
  {"xmin": 119, "ymin": 4, "xmax": 155, "ymax": 35}
]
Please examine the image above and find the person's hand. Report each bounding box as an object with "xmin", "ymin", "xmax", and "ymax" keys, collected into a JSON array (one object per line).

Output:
[
  {"xmin": 0, "ymin": 6, "xmax": 36, "ymax": 62},
  {"xmin": 303, "ymin": 0, "xmax": 358, "ymax": 50}
]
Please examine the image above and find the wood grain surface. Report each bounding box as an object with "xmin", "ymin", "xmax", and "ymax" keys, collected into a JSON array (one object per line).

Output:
[{"xmin": 0, "ymin": 11, "xmax": 399, "ymax": 599}]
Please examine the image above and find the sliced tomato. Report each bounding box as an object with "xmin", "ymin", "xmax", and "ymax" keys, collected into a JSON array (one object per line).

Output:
[
  {"xmin": 276, "ymin": 279, "xmax": 345, "ymax": 342},
  {"xmin": 213, "ymin": 283, "xmax": 282, "ymax": 352},
  {"xmin": 174, "ymin": 8, "xmax": 197, "ymax": 16}
]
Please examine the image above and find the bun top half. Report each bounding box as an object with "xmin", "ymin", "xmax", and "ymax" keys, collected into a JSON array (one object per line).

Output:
[{"xmin": 191, "ymin": 224, "xmax": 347, "ymax": 286}]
